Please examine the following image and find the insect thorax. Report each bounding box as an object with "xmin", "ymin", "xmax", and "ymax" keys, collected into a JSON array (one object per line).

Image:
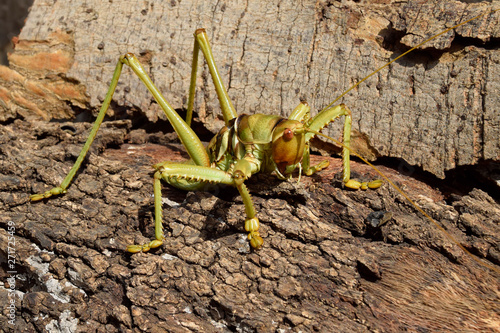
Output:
[{"xmin": 207, "ymin": 114, "xmax": 284, "ymax": 175}]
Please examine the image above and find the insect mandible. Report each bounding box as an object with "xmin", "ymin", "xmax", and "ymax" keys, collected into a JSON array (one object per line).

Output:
[{"xmin": 29, "ymin": 9, "xmax": 499, "ymax": 273}]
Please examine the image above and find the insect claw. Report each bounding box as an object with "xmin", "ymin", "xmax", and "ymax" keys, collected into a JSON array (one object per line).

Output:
[
  {"xmin": 127, "ymin": 239, "xmax": 163, "ymax": 253},
  {"xmin": 345, "ymin": 179, "xmax": 382, "ymax": 190},
  {"xmin": 368, "ymin": 179, "xmax": 383, "ymax": 189},
  {"xmin": 245, "ymin": 217, "xmax": 260, "ymax": 233},
  {"xmin": 29, "ymin": 193, "xmax": 46, "ymax": 201},
  {"xmin": 30, "ymin": 187, "xmax": 65, "ymax": 201},
  {"xmin": 248, "ymin": 232, "xmax": 264, "ymax": 249},
  {"xmin": 344, "ymin": 179, "xmax": 362, "ymax": 190},
  {"xmin": 126, "ymin": 245, "xmax": 144, "ymax": 253},
  {"xmin": 245, "ymin": 217, "xmax": 263, "ymax": 248},
  {"xmin": 149, "ymin": 239, "xmax": 163, "ymax": 249}
]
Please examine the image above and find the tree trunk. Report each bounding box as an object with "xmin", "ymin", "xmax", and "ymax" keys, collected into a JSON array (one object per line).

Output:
[
  {"xmin": 1, "ymin": 1, "xmax": 500, "ymax": 332},
  {"xmin": 0, "ymin": 0, "xmax": 498, "ymax": 177},
  {"xmin": 1, "ymin": 119, "xmax": 500, "ymax": 332}
]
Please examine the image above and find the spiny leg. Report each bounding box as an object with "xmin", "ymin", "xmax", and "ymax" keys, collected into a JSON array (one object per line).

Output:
[
  {"xmin": 30, "ymin": 51, "xmax": 212, "ymax": 201},
  {"xmin": 186, "ymin": 29, "xmax": 238, "ymax": 127},
  {"xmin": 305, "ymin": 103, "xmax": 382, "ymax": 190},
  {"xmin": 126, "ymin": 161, "xmax": 262, "ymax": 252},
  {"xmin": 30, "ymin": 59, "xmax": 125, "ymax": 201},
  {"xmin": 127, "ymin": 164, "xmax": 233, "ymax": 253},
  {"xmin": 288, "ymin": 101, "xmax": 330, "ymax": 178},
  {"xmin": 127, "ymin": 171, "xmax": 165, "ymax": 253}
]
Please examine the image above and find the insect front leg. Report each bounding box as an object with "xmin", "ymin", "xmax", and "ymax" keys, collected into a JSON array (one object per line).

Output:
[
  {"xmin": 288, "ymin": 101, "xmax": 331, "ymax": 178},
  {"xmin": 305, "ymin": 103, "xmax": 382, "ymax": 190}
]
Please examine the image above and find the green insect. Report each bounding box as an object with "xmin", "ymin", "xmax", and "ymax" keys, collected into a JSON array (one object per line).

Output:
[
  {"xmin": 29, "ymin": 10, "xmax": 499, "ymax": 272},
  {"xmin": 30, "ymin": 28, "xmax": 380, "ymax": 251}
]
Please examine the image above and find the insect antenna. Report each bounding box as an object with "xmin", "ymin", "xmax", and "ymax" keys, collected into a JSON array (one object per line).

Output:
[
  {"xmin": 320, "ymin": 8, "xmax": 500, "ymax": 113},
  {"xmin": 306, "ymin": 7, "xmax": 499, "ymax": 274}
]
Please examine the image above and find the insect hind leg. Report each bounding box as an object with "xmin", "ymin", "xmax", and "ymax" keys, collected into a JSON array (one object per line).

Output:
[{"xmin": 186, "ymin": 29, "xmax": 238, "ymax": 127}]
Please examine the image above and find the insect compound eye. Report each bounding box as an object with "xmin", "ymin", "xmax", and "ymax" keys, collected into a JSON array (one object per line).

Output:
[{"xmin": 283, "ymin": 128, "xmax": 294, "ymax": 141}]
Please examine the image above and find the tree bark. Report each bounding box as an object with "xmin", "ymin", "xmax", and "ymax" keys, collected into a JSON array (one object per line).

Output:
[
  {"xmin": 1, "ymin": 1, "xmax": 500, "ymax": 332},
  {"xmin": 0, "ymin": 0, "xmax": 498, "ymax": 177},
  {"xmin": 1, "ymin": 119, "xmax": 499, "ymax": 332}
]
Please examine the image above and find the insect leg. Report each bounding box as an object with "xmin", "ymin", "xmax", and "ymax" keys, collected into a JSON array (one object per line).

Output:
[
  {"xmin": 30, "ymin": 59, "xmax": 125, "ymax": 201},
  {"xmin": 31, "ymin": 53, "xmax": 213, "ymax": 201},
  {"xmin": 232, "ymin": 158, "xmax": 263, "ymax": 249},
  {"xmin": 126, "ymin": 162, "xmax": 263, "ymax": 252},
  {"xmin": 127, "ymin": 163, "xmax": 234, "ymax": 253},
  {"xmin": 306, "ymin": 103, "xmax": 381, "ymax": 190},
  {"xmin": 185, "ymin": 33, "xmax": 200, "ymax": 127},
  {"xmin": 120, "ymin": 54, "xmax": 210, "ymax": 168},
  {"xmin": 192, "ymin": 29, "xmax": 238, "ymax": 126},
  {"xmin": 127, "ymin": 171, "xmax": 166, "ymax": 253}
]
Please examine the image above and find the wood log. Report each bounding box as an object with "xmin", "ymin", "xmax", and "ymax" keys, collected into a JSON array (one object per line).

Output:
[
  {"xmin": 0, "ymin": 0, "xmax": 498, "ymax": 177},
  {"xmin": 1, "ymin": 1, "xmax": 500, "ymax": 332},
  {"xmin": 1, "ymin": 118, "xmax": 499, "ymax": 332}
]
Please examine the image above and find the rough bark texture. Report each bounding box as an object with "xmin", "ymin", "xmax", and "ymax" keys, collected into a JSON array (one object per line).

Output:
[
  {"xmin": 1, "ymin": 1, "xmax": 500, "ymax": 332},
  {"xmin": 1, "ymin": 120, "xmax": 500, "ymax": 332},
  {"xmin": 0, "ymin": 0, "xmax": 499, "ymax": 178}
]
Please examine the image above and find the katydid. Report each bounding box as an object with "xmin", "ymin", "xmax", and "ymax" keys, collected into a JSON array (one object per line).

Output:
[{"xmin": 30, "ymin": 10, "xmax": 499, "ymax": 273}]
